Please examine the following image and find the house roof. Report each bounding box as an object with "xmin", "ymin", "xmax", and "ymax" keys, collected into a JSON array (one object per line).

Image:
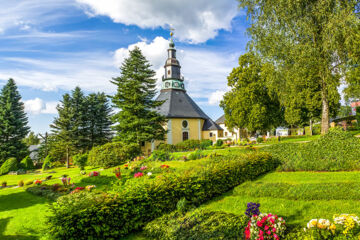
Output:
[
  {"xmin": 215, "ymin": 114, "xmax": 225, "ymax": 124},
  {"xmin": 155, "ymin": 89, "xmax": 222, "ymax": 131}
]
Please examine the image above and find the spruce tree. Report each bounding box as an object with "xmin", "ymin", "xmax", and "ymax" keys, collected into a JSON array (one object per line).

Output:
[
  {"xmin": 0, "ymin": 79, "xmax": 30, "ymax": 164},
  {"xmin": 111, "ymin": 47, "xmax": 166, "ymax": 146},
  {"xmin": 86, "ymin": 93, "xmax": 112, "ymax": 148}
]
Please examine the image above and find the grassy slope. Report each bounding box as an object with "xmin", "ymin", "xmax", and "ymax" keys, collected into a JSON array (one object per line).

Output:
[{"xmin": 201, "ymin": 172, "xmax": 360, "ymax": 227}]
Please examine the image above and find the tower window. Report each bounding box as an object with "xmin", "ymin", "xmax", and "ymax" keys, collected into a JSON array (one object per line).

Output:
[
  {"xmin": 182, "ymin": 131, "xmax": 189, "ymax": 141},
  {"xmin": 168, "ymin": 70, "xmax": 171, "ymax": 75},
  {"xmin": 182, "ymin": 120, "xmax": 188, "ymax": 128}
]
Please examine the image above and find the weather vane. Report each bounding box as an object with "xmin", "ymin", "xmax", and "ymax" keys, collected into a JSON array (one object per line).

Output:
[{"xmin": 170, "ymin": 27, "xmax": 175, "ymax": 41}]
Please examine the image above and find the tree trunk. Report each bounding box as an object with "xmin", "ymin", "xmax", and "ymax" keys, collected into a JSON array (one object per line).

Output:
[
  {"xmin": 66, "ymin": 146, "xmax": 69, "ymax": 168},
  {"xmin": 321, "ymin": 90, "xmax": 330, "ymax": 135},
  {"xmin": 309, "ymin": 119, "xmax": 313, "ymax": 136}
]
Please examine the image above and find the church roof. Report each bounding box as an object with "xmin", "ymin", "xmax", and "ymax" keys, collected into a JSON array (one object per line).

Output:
[
  {"xmin": 215, "ymin": 114, "xmax": 225, "ymax": 124},
  {"xmin": 155, "ymin": 89, "xmax": 223, "ymax": 131}
]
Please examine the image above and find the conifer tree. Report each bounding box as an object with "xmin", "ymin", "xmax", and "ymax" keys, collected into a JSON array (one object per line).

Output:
[
  {"xmin": 0, "ymin": 79, "xmax": 30, "ymax": 164},
  {"xmin": 111, "ymin": 47, "xmax": 166, "ymax": 146}
]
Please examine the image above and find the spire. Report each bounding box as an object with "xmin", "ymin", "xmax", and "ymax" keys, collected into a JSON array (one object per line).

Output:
[{"xmin": 161, "ymin": 29, "xmax": 185, "ymax": 91}]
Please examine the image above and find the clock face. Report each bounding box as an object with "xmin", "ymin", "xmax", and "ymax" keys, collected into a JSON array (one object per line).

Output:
[
  {"xmin": 174, "ymin": 82, "xmax": 179, "ymax": 87},
  {"xmin": 165, "ymin": 82, "xmax": 170, "ymax": 88}
]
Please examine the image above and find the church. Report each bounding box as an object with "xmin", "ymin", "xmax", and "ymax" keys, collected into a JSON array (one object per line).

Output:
[{"xmin": 142, "ymin": 36, "xmax": 223, "ymax": 155}]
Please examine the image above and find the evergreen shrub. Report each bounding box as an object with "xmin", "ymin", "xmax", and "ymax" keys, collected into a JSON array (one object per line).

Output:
[
  {"xmin": 47, "ymin": 152, "xmax": 278, "ymax": 239},
  {"xmin": 42, "ymin": 155, "xmax": 53, "ymax": 171},
  {"xmin": 73, "ymin": 153, "xmax": 88, "ymax": 170},
  {"xmin": 0, "ymin": 158, "xmax": 18, "ymax": 175},
  {"xmin": 215, "ymin": 139, "xmax": 224, "ymax": 147},
  {"xmin": 262, "ymin": 128, "xmax": 360, "ymax": 171},
  {"xmin": 19, "ymin": 156, "xmax": 34, "ymax": 170},
  {"xmin": 144, "ymin": 209, "xmax": 248, "ymax": 239},
  {"xmin": 87, "ymin": 142, "xmax": 140, "ymax": 168}
]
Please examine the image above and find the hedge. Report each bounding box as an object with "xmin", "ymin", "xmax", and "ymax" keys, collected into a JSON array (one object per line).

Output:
[
  {"xmin": 87, "ymin": 142, "xmax": 141, "ymax": 168},
  {"xmin": 144, "ymin": 209, "xmax": 248, "ymax": 239},
  {"xmin": 0, "ymin": 158, "xmax": 18, "ymax": 175},
  {"xmin": 47, "ymin": 152, "xmax": 279, "ymax": 239}
]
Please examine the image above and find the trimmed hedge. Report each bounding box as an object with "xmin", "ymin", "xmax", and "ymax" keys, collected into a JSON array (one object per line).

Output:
[
  {"xmin": 144, "ymin": 209, "xmax": 248, "ymax": 239},
  {"xmin": 47, "ymin": 152, "xmax": 279, "ymax": 239},
  {"xmin": 87, "ymin": 142, "xmax": 141, "ymax": 168}
]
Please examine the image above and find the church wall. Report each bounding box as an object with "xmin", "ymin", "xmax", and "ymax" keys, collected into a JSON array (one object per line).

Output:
[
  {"xmin": 170, "ymin": 118, "xmax": 204, "ymax": 145},
  {"xmin": 202, "ymin": 130, "xmax": 218, "ymax": 142}
]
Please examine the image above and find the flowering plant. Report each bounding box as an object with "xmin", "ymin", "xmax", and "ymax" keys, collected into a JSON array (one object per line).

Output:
[
  {"xmin": 61, "ymin": 177, "xmax": 71, "ymax": 187},
  {"xmin": 114, "ymin": 168, "xmax": 121, "ymax": 179},
  {"xmin": 134, "ymin": 172, "xmax": 144, "ymax": 178},
  {"xmin": 245, "ymin": 202, "xmax": 260, "ymax": 218},
  {"xmin": 124, "ymin": 164, "xmax": 129, "ymax": 169},
  {"xmin": 160, "ymin": 164, "xmax": 170, "ymax": 169},
  {"xmin": 34, "ymin": 180, "xmax": 42, "ymax": 186},
  {"xmin": 147, "ymin": 172, "xmax": 152, "ymax": 176},
  {"xmin": 140, "ymin": 166, "xmax": 148, "ymax": 171},
  {"xmin": 89, "ymin": 171, "xmax": 100, "ymax": 177},
  {"xmin": 245, "ymin": 213, "xmax": 286, "ymax": 240},
  {"xmin": 71, "ymin": 187, "xmax": 85, "ymax": 194},
  {"xmin": 86, "ymin": 185, "xmax": 96, "ymax": 191}
]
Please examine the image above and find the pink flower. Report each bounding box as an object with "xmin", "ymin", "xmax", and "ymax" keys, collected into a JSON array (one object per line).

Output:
[
  {"xmin": 270, "ymin": 218, "xmax": 275, "ymax": 224},
  {"xmin": 257, "ymin": 221, "xmax": 263, "ymax": 227},
  {"xmin": 134, "ymin": 172, "xmax": 144, "ymax": 178},
  {"xmin": 272, "ymin": 228, "xmax": 276, "ymax": 232},
  {"xmin": 264, "ymin": 225, "xmax": 269, "ymax": 230},
  {"xmin": 267, "ymin": 231, "xmax": 271, "ymax": 235},
  {"xmin": 274, "ymin": 234, "xmax": 279, "ymax": 240},
  {"xmin": 140, "ymin": 166, "xmax": 148, "ymax": 171},
  {"xmin": 245, "ymin": 227, "xmax": 251, "ymax": 239}
]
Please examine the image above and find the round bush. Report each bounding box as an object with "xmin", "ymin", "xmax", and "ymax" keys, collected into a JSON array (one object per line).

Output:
[
  {"xmin": 215, "ymin": 139, "xmax": 224, "ymax": 147},
  {"xmin": 73, "ymin": 153, "xmax": 88, "ymax": 170},
  {"xmin": 149, "ymin": 150, "xmax": 171, "ymax": 161},
  {"xmin": 256, "ymin": 137, "xmax": 264, "ymax": 143},
  {"xmin": 0, "ymin": 158, "xmax": 18, "ymax": 175},
  {"xmin": 88, "ymin": 142, "xmax": 141, "ymax": 168}
]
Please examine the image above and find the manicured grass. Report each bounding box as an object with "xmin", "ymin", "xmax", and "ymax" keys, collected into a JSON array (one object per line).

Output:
[{"xmin": 201, "ymin": 171, "xmax": 360, "ymax": 227}]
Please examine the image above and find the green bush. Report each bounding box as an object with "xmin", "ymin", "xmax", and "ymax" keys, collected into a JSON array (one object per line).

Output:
[
  {"xmin": 175, "ymin": 139, "xmax": 201, "ymax": 151},
  {"xmin": 262, "ymin": 128, "xmax": 360, "ymax": 171},
  {"xmin": 256, "ymin": 137, "xmax": 264, "ymax": 143},
  {"xmin": 87, "ymin": 142, "xmax": 141, "ymax": 168},
  {"xmin": 19, "ymin": 156, "xmax": 34, "ymax": 170},
  {"xmin": 47, "ymin": 152, "xmax": 278, "ymax": 239},
  {"xmin": 149, "ymin": 150, "xmax": 172, "ymax": 161},
  {"xmin": 199, "ymin": 139, "xmax": 212, "ymax": 149},
  {"xmin": 215, "ymin": 139, "xmax": 224, "ymax": 147},
  {"xmin": 73, "ymin": 153, "xmax": 88, "ymax": 170},
  {"xmin": 42, "ymin": 155, "xmax": 53, "ymax": 171},
  {"xmin": 144, "ymin": 209, "xmax": 248, "ymax": 239},
  {"xmin": 187, "ymin": 149, "xmax": 206, "ymax": 160},
  {"xmin": 156, "ymin": 143, "xmax": 177, "ymax": 152},
  {"xmin": 0, "ymin": 158, "xmax": 18, "ymax": 175}
]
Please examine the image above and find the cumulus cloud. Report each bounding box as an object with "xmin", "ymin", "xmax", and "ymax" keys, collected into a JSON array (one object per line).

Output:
[
  {"xmin": 76, "ymin": 0, "xmax": 238, "ymax": 43},
  {"xmin": 208, "ymin": 90, "xmax": 227, "ymax": 106},
  {"xmin": 24, "ymin": 98, "xmax": 58, "ymax": 115}
]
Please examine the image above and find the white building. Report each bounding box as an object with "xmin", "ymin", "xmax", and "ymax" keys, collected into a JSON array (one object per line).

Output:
[{"xmin": 215, "ymin": 115, "xmax": 241, "ymax": 142}]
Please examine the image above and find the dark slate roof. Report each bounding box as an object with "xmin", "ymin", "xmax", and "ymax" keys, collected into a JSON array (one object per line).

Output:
[
  {"xmin": 155, "ymin": 89, "xmax": 223, "ymax": 131},
  {"xmin": 215, "ymin": 114, "xmax": 225, "ymax": 124}
]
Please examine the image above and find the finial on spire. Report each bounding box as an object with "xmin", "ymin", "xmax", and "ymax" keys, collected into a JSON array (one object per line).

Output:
[{"xmin": 169, "ymin": 27, "xmax": 175, "ymax": 48}]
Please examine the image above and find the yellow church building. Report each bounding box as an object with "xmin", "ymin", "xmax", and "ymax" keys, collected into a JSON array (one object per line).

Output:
[{"xmin": 142, "ymin": 38, "xmax": 223, "ymax": 155}]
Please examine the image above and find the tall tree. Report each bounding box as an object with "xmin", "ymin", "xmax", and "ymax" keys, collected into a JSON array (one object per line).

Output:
[
  {"xmin": 23, "ymin": 131, "xmax": 40, "ymax": 146},
  {"xmin": 239, "ymin": 0, "xmax": 359, "ymax": 134},
  {"xmin": 0, "ymin": 79, "xmax": 30, "ymax": 163},
  {"xmin": 86, "ymin": 93, "xmax": 112, "ymax": 147},
  {"xmin": 111, "ymin": 47, "xmax": 166, "ymax": 146},
  {"xmin": 220, "ymin": 52, "xmax": 283, "ymax": 135},
  {"xmin": 50, "ymin": 93, "xmax": 74, "ymax": 168}
]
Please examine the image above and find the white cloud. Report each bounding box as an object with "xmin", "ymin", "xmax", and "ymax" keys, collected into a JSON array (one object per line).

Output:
[
  {"xmin": 208, "ymin": 90, "xmax": 227, "ymax": 106},
  {"xmin": 76, "ymin": 0, "xmax": 238, "ymax": 43},
  {"xmin": 113, "ymin": 36, "xmax": 237, "ymax": 101},
  {"xmin": 24, "ymin": 98, "xmax": 58, "ymax": 115}
]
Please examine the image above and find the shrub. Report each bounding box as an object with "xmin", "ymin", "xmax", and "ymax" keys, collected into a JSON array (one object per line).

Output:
[
  {"xmin": 262, "ymin": 128, "xmax": 360, "ymax": 171},
  {"xmin": 256, "ymin": 137, "xmax": 264, "ymax": 143},
  {"xmin": 199, "ymin": 139, "xmax": 212, "ymax": 149},
  {"xmin": 73, "ymin": 153, "xmax": 88, "ymax": 170},
  {"xmin": 88, "ymin": 142, "xmax": 141, "ymax": 168},
  {"xmin": 1, "ymin": 181, "xmax": 7, "ymax": 187},
  {"xmin": 0, "ymin": 158, "xmax": 18, "ymax": 175},
  {"xmin": 26, "ymin": 185, "xmax": 68, "ymax": 201},
  {"xmin": 215, "ymin": 139, "xmax": 224, "ymax": 147},
  {"xmin": 18, "ymin": 180, "xmax": 24, "ymax": 187},
  {"xmin": 25, "ymin": 180, "xmax": 33, "ymax": 186},
  {"xmin": 187, "ymin": 149, "xmax": 205, "ymax": 160},
  {"xmin": 47, "ymin": 152, "xmax": 279, "ymax": 239},
  {"xmin": 42, "ymin": 155, "xmax": 53, "ymax": 171},
  {"xmin": 144, "ymin": 209, "xmax": 249, "ymax": 240},
  {"xmin": 19, "ymin": 156, "xmax": 34, "ymax": 170},
  {"xmin": 175, "ymin": 139, "xmax": 201, "ymax": 151},
  {"xmin": 149, "ymin": 150, "xmax": 172, "ymax": 161},
  {"xmin": 156, "ymin": 143, "xmax": 177, "ymax": 152}
]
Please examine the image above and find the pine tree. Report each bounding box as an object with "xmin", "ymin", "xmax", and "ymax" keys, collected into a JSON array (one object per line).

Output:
[
  {"xmin": 111, "ymin": 47, "xmax": 166, "ymax": 146},
  {"xmin": 86, "ymin": 93, "xmax": 112, "ymax": 148},
  {"xmin": 50, "ymin": 93, "xmax": 74, "ymax": 168},
  {"xmin": 0, "ymin": 79, "xmax": 30, "ymax": 164},
  {"xmin": 70, "ymin": 87, "xmax": 88, "ymax": 151}
]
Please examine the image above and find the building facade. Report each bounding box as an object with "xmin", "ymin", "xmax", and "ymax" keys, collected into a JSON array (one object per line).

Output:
[{"xmin": 142, "ymin": 38, "xmax": 223, "ymax": 155}]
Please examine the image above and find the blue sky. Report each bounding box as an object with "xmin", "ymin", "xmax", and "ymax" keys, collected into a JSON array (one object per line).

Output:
[{"xmin": 0, "ymin": 0, "xmax": 250, "ymax": 134}]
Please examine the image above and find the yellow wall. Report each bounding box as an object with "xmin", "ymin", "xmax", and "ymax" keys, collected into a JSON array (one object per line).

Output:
[
  {"xmin": 170, "ymin": 118, "xmax": 204, "ymax": 145},
  {"xmin": 202, "ymin": 130, "xmax": 220, "ymax": 142}
]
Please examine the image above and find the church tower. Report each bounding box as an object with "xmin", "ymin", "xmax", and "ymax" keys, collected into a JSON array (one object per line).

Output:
[{"xmin": 143, "ymin": 31, "xmax": 223, "ymax": 154}]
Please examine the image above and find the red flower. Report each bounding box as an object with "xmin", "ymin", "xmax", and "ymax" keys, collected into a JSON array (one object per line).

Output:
[
  {"xmin": 134, "ymin": 172, "xmax": 144, "ymax": 178},
  {"xmin": 245, "ymin": 227, "xmax": 251, "ymax": 239},
  {"xmin": 257, "ymin": 221, "xmax": 263, "ymax": 227},
  {"xmin": 160, "ymin": 165, "xmax": 170, "ymax": 169},
  {"xmin": 75, "ymin": 187, "xmax": 84, "ymax": 191}
]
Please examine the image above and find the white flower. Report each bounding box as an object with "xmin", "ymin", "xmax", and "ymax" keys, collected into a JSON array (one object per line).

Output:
[{"xmin": 147, "ymin": 172, "xmax": 152, "ymax": 176}]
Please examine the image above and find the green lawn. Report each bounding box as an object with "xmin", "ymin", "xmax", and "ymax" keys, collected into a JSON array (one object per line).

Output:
[{"xmin": 201, "ymin": 171, "xmax": 360, "ymax": 227}]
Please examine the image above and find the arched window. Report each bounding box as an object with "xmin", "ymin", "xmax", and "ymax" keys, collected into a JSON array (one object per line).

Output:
[{"xmin": 182, "ymin": 131, "xmax": 189, "ymax": 141}]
